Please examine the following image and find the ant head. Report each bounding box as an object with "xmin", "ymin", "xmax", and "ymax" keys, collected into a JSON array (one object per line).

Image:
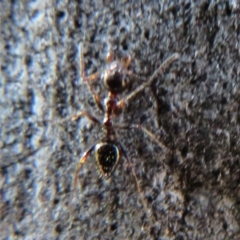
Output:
[
  {"xmin": 95, "ymin": 141, "xmax": 120, "ymax": 178},
  {"xmin": 103, "ymin": 61, "xmax": 129, "ymax": 94}
]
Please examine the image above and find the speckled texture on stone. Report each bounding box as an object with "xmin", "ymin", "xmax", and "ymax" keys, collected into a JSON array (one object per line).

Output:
[{"xmin": 1, "ymin": 0, "xmax": 240, "ymax": 239}]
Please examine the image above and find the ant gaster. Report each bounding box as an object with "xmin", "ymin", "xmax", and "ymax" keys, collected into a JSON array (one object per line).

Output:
[{"xmin": 71, "ymin": 43, "xmax": 179, "ymax": 203}]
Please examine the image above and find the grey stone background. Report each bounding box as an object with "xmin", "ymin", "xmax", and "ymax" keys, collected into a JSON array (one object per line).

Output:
[{"xmin": 1, "ymin": 0, "xmax": 240, "ymax": 239}]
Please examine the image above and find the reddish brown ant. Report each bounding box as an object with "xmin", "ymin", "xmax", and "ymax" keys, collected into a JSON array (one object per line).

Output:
[{"xmin": 71, "ymin": 43, "xmax": 179, "ymax": 209}]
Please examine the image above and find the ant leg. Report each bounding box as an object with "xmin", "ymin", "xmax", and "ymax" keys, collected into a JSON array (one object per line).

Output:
[
  {"xmin": 106, "ymin": 45, "xmax": 113, "ymax": 63},
  {"xmin": 68, "ymin": 144, "xmax": 95, "ymax": 227},
  {"xmin": 106, "ymin": 44, "xmax": 131, "ymax": 67},
  {"xmin": 79, "ymin": 43, "xmax": 104, "ymax": 112},
  {"xmin": 115, "ymin": 124, "xmax": 168, "ymax": 152},
  {"xmin": 131, "ymin": 124, "xmax": 168, "ymax": 152},
  {"xmin": 24, "ymin": 111, "xmax": 101, "ymax": 130},
  {"xmin": 79, "ymin": 42, "xmax": 101, "ymax": 82},
  {"xmin": 73, "ymin": 145, "xmax": 95, "ymax": 191},
  {"xmin": 45, "ymin": 110, "xmax": 101, "ymax": 126},
  {"xmin": 118, "ymin": 143, "xmax": 153, "ymax": 220},
  {"xmin": 84, "ymin": 72, "xmax": 101, "ymax": 82},
  {"xmin": 68, "ymin": 144, "xmax": 94, "ymax": 226},
  {"xmin": 70, "ymin": 110, "xmax": 101, "ymax": 124},
  {"xmin": 118, "ymin": 53, "xmax": 180, "ymax": 108},
  {"xmin": 122, "ymin": 53, "xmax": 132, "ymax": 68}
]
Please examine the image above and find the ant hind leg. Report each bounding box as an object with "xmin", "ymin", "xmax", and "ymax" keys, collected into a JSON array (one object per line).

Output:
[
  {"xmin": 118, "ymin": 142, "xmax": 154, "ymax": 224},
  {"xmin": 72, "ymin": 144, "xmax": 96, "ymax": 193}
]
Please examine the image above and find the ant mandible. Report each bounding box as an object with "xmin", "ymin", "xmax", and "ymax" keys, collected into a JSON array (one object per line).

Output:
[{"xmin": 71, "ymin": 43, "xmax": 179, "ymax": 199}]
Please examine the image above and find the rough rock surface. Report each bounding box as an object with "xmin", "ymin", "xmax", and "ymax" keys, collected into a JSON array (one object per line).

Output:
[{"xmin": 1, "ymin": 1, "xmax": 240, "ymax": 239}]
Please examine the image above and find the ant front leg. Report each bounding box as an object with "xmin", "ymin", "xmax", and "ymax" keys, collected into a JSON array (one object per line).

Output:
[
  {"xmin": 79, "ymin": 42, "xmax": 101, "ymax": 83},
  {"xmin": 118, "ymin": 53, "xmax": 180, "ymax": 108},
  {"xmin": 79, "ymin": 43, "xmax": 104, "ymax": 112}
]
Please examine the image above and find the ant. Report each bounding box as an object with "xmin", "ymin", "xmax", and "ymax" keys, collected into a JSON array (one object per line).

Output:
[{"xmin": 71, "ymin": 43, "xmax": 179, "ymax": 209}]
